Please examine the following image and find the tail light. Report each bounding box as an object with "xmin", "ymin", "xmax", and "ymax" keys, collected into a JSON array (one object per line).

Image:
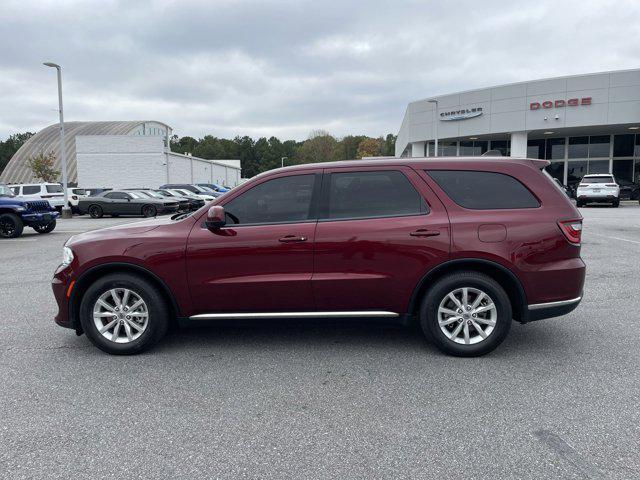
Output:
[
  {"xmin": 72, "ymin": 195, "xmax": 78, "ymax": 200},
  {"xmin": 558, "ymin": 219, "xmax": 582, "ymax": 244}
]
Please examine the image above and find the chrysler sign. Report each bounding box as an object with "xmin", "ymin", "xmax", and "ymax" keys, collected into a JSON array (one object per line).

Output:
[
  {"xmin": 440, "ymin": 107, "xmax": 483, "ymax": 121},
  {"xmin": 530, "ymin": 97, "xmax": 591, "ymax": 110}
]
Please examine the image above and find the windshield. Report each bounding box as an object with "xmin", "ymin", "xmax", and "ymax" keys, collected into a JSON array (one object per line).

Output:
[
  {"xmin": 582, "ymin": 176, "xmax": 615, "ymax": 184},
  {"xmin": 142, "ymin": 190, "xmax": 163, "ymax": 199},
  {"xmin": 199, "ymin": 186, "xmax": 216, "ymax": 193},
  {"xmin": 175, "ymin": 189, "xmax": 192, "ymax": 196},
  {"xmin": 128, "ymin": 191, "xmax": 144, "ymax": 199},
  {"xmin": 193, "ymin": 185, "xmax": 209, "ymax": 193},
  {"xmin": 0, "ymin": 185, "xmax": 15, "ymax": 197}
]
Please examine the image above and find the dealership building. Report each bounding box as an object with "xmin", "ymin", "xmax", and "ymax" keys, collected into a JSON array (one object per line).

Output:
[{"xmin": 396, "ymin": 68, "xmax": 640, "ymax": 187}]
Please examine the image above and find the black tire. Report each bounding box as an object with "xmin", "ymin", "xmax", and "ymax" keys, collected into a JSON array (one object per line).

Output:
[
  {"xmin": 79, "ymin": 273, "xmax": 170, "ymax": 355},
  {"xmin": 142, "ymin": 205, "xmax": 157, "ymax": 217},
  {"xmin": 419, "ymin": 272, "xmax": 512, "ymax": 357},
  {"xmin": 111, "ymin": 214, "xmax": 119, "ymax": 218},
  {"xmin": 33, "ymin": 220, "xmax": 56, "ymax": 234},
  {"xmin": 612, "ymin": 199, "xmax": 620, "ymax": 208},
  {"xmin": 576, "ymin": 200, "xmax": 584, "ymax": 207},
  {"xmin": 0, "ymin": 213, "xmax": 24, "ymax": 238},
  {"xmin": 89, "ymin": 205, "xmax": 103, "ymax": 219}
]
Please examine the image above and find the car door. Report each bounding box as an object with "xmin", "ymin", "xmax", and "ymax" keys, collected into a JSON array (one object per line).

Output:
[
  {"xmin": 312, "ymin": 166, "xmax": 450, "ymax": 314},
  {"xmin": 186, "ymin": 171, "xmax": 321, "ymax": 314}
]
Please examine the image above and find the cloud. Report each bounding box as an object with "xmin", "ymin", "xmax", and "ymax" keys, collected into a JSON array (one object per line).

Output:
[{"xmin": 0, "ymin": 0, "xmax": 638, "ymax": 140}]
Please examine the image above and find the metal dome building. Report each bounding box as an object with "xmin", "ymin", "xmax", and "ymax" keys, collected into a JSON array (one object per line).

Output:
[{"xmin": 0, "ymin": 120, "xmax": 171, "ymax": 184}]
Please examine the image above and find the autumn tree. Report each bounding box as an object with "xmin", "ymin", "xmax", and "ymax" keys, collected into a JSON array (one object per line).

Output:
[
  {"xmin": 356, "ymin": 137, "xmax": 383, "ymax": 158},
  {"xmin": 27, "ymin": 151, "xmax": 59, "ymax": 182}
]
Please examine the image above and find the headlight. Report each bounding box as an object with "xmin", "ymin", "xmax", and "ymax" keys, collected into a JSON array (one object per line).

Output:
[{"xmin": 62, "ymin": 246, "xmax": 74, "ymax": 267}]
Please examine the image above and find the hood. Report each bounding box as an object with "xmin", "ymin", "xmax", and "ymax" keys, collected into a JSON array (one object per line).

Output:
[
  {"xmin": 66, "ymin": 216, "xmax": 175, "ymax": 246},
  {"xmin": 0, "ymin": 196, "xmax": 24, "ymax": 206}
]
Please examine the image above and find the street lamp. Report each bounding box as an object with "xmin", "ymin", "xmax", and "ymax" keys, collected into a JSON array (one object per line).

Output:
[
  {"xmin": 281, "ymin": 157, "xmax": 287, "ymax": 168},
  {"xmin": 43, "ymin": 62, "xmax": 71, "ymax": 218},
  {"xmin": 427, "ymin": 99, "xmax": 438, "ymax": 157}
]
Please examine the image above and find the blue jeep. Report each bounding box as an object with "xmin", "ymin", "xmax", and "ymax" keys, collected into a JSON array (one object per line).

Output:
[{"xmin": 0, "ymin": 184, "xmax": 60, "ymax": 238}]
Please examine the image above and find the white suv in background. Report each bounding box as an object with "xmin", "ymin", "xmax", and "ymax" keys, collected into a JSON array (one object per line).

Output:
[
  {"xmin": 10, "ymin": 183, "xmax": 66, "ymax": 210},
  {"xmin": 576, "ymin": 174, "xmax": 621, "ymax": 208},
  {"xmin": 67, "ymin": 187, "xmax": 88, "ymax": 213}
]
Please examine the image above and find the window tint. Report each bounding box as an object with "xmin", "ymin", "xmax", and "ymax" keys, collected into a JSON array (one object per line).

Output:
[
  {"xmin": 325, "ymin": 170, "xmax": 426, "ymax": 220},
  {"xmin": 428, "ymin": 170, "xmax": 539, "ymax": 209},
  {"xmin": 224, "ymin": 174, "xmax": 315, "ymax": 225},
  {"xmin": 46, "ymin": 184, "xmax": 63, "ymax": 193},
  {"xmin": 105, "ymin": 192, "xmax": 129, "ymax": 200},
  {"xmin": 582, "ymin": 176, "xmax": 614, "ymax": 184},
  {"xmin": 23, "ymin": 185, "xmax": 41, "ymax": 195}
]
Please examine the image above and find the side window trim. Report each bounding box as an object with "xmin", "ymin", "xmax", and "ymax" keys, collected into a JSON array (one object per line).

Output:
[{"xmin": 318, "ymin": 169, "xmax": 429, "ymax": 222}]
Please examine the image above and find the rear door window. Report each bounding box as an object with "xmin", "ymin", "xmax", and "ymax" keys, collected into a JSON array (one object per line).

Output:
[
  {"xmin": 46, "ymin": 184, "xmax": 63, "ymax": 193},
  {"xmin": 323, "ymin": 170, "xmax": 427, "ymax": 220},
  {"xmin": 22, "ymin": 185, "xmax": 41, "ymax": 195},
  {"xmin": 427, "ymin": 170, "xmax": 539, "ymax": 209}
]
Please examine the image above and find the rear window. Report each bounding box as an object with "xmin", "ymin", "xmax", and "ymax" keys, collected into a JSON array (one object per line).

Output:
[
  {"xmin": 427, "ymin": 170, "xmax": 540, "ymax": 209},
  {"xmin": 582, "ymin": 176, "xmax": 614, "ymax": 184},
  {"xmin": 46, "ymin": 184, "xmax": 63, "ymax": 193}
]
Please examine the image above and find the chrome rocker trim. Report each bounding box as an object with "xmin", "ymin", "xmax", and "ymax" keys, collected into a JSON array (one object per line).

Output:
[
  {"xmin": 189, "ymin": 311, "xmax": 399, "ymax": 320},
  {"xmin": 528, "ymin": 296, "xmax": 582, "ymax": 311}
]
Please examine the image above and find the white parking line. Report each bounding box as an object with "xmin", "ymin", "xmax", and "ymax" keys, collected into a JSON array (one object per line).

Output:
[
  {"xmin": 588, "ymin": 232, "xmax": 640, "ymax": 245},
  {"xmin": 1, "ymin": 239, "xmax": 37, "ymax": 242}
]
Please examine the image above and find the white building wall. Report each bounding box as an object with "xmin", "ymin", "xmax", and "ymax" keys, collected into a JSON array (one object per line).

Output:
[
  {"xmin": 76, "ymin": 136, "xmax": 167, "ymax": 188},
  {"xmin": 76, "ymin": 135, "xmax": 242, "ymax": 188}
]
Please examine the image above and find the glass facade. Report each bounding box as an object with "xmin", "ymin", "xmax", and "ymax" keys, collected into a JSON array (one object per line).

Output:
[{"xmin": 420, "ymin": 134, "xmax": 640, "ymax": 189}]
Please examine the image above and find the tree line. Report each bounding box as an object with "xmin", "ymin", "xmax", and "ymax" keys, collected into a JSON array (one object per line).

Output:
[
  {"xmin": 0, "ymin": 130, "xmax": 396, "ymax": 180},
  {"xmin": 170, "ymin": 130, "xmax": 397, "ymax": 178}
]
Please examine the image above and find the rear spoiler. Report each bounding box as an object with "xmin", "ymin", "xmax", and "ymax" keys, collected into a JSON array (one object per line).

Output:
[{"xmin": 529, "ymin": 159, "xmax": 550, "ymax": 169}]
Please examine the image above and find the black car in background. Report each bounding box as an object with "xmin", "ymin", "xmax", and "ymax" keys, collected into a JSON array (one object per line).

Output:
[
  {"xmin": 78, "ymin": 190, "xmax": 179, "ymax": 218},
  {"xmin": 156, "ymin": 189, "xmax": 205, "ymax": 211},
  {"xmin": 617, "ymin": 179, "xmax": 640, "ymax": 200},
  {"xmin": 127, "ymin": 189, "xmax": 191, "ymax": 212}
]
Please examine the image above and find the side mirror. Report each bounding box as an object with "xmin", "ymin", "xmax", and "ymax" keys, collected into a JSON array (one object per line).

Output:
[{"xmin": 205, "ymin": 205, "xmax": 226, "ymax": 230}]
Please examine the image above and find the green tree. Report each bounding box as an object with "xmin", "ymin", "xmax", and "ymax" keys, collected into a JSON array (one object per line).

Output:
[
  {"xmin": 0, "ymin": 131, "xmax": 34, "ymax": 175},
  {"xmin": 295, "ymin": 130, "xmax": 339, "ymax": 164},
  {"xmin": 27, "ymin": 151, "xmax": 59, "ymax": 182}
]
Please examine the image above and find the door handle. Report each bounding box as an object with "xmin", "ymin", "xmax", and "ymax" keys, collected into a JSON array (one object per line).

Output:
[
  {"xmin": 278, "ymin": 235, "xmax": 307, "ymax": 243},
  {"xmin": 410, "ymin": 229, "xmax": 440, "ymax": 238}
]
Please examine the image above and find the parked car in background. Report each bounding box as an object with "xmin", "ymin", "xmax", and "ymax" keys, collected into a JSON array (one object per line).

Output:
[
  {"xmin": 159, "ymin": 184, "xmax": 220, "ymax": 198},
  {"xmin": 157, "ymin": 189, "xmax": 205, "ymax": 211},
  {"xmin": 10, "ymin": 183, "xmax": 65, "ymax": 211},
  {"xmin": 128, "ymin": 189, "xmax": 190, "ymax": 212},
  {"xmin": 67, "ymin": 187, "xmax": 88, "ymax": 213},
  {"xmin": 576, "ymin": 174, "xmax": 620, "ymax": 207},
  {"xmin": 85, "ymin": 188, "xmax": 113, "ymax": 196},
  {"xmin": 1, "ymin": 183, "xmax": 59, "ymax": 238},
  {"xmin": 172, "ymin": 188, "xmax": 216, "ymax": 202},
  {"xmin": 78, "ymin": 190, "xmax": 179, "ymax": 218},
  {"xmin": 617, "ymin": 179, "xmax": 640, "ymax": 200},
  {"xmin": 53, "ymin": 157, "xmax": 585, "ymax": 357},
  {"xmin": 196, "ymin": 183, "xmax": 229, "ymax": 193}
]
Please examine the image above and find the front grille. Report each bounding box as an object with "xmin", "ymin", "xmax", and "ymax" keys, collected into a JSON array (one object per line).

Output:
[{"xmin": 25, "ymin": 201, "xmax": 51, "ymax": 212}]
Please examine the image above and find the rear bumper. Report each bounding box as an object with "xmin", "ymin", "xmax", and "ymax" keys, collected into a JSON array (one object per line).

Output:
[
  {"xmin": 526, "ymin": 295, "xmax": 582, "ymax": 322},
  {"xmin": 577, "ymin": 194, "xmax": 618, "ymax": 202}
]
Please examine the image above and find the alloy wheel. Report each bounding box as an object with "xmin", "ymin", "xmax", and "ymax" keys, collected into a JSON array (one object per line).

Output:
[
  {"xmin": 0, "ymin": 218, "xmax": 16, "ymax": 237},
  {"xmin": 92, "ymin": 288, "xmax": 149, "ymax": 343},
  {"xmin": 437, "ymin": 287, "xmax": 497, "ymax": 345}
]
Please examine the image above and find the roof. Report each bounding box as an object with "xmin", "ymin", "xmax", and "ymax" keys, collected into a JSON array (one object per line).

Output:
[
  {"xmin": 0, "ymin": 121, "xmax": 170, "ymax": 184},
  {"xmin": 256, "ymin": 156, "xmax": 547, "ymax": 178}
]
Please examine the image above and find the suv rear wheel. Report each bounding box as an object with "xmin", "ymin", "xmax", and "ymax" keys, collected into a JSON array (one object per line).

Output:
[
  {"xmin": 79, "ymin": 273, "xmax": 170, "ymax": 355},
  {"xmin": 420, "ymin": 272, "xmax": 512, "ymax": 356},
  {"xmin": 0, "ymin": 213, "xmax": 24, "ymax": 238}
]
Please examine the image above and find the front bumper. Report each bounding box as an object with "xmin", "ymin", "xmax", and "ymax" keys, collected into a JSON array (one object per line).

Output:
[
  {"xmin": 526, "ymin": 296, "xmax": 582, "ymax": 322},
  {"xmin": 52, "ymin": 264, "xmax": 74, "ymax": 330},
  {"xmin": 22, "ymin": 210, "xmax": 60, "ymax": 226}
]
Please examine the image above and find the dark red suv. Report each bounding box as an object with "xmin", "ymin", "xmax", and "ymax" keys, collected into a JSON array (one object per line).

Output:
[{"xmin": 52, "ymin": 157, "xmax": 585, "ymax": 356}]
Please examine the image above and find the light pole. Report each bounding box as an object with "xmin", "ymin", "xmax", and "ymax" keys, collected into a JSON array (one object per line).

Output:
[
  {"xmin": 427, "ymin": 99, "xmax": 438, "ymax": 157},
  {"xmin": 281, "ymin": 156, "xmax": 287, "ymax": 168},
  {"xmin": 43, "ymin": 62, "xmax": 71, "ymax": 218}
]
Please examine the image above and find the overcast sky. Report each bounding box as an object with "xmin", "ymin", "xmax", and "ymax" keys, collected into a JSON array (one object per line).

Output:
[{"xmin": 1, "ymin": 0, "xmax": 639, "ymax": 141}]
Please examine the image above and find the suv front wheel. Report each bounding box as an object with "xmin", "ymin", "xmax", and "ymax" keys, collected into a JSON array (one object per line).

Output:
[
  {"xmin": 79, "ymin": 273, "xmax": 170, "ymax": 355},
  {"xmin": 420, "ymin": 272, "xmax": 512, "ymax": 356}
]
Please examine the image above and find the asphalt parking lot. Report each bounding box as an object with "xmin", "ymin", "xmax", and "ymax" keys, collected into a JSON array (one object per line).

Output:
[{"xmin": 1, "ymin": 205, "xmax": 639, "ymax": 479}]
